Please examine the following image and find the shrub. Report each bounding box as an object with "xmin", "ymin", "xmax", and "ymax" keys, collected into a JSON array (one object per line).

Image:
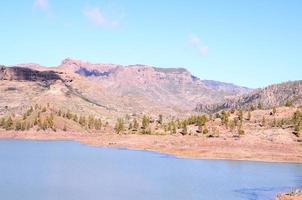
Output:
[
  {"xmin": 203, "ymin": 127, "xmax": 209, "ymax": 135},
  {"xmin": 285, "ymin": 100, "xmax": 293, "ymax": 107}
]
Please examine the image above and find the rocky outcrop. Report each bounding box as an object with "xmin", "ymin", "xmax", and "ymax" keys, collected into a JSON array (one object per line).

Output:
[
  {"xmin": 0, "ymin": 66, "xmax": 61, "ymax": 82},
  {"xmin": 58, "ymin": 58, "xmax": 252, "ymax": 111},
  {"xmin": 196, "ymin": 81, "xmax": 302, "ymax": 113}
]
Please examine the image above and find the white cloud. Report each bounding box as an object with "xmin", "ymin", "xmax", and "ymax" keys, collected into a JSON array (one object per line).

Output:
[
  {"xmin": 83, "ymin": 7, "xmax": 120, "ymax": 28},
  {"xmin": 34, "ymin": 0, "xmax": 49, "ymax": 11},
  {"xmin": 188, "ymin": 34, "xmax": 201, "ymax": 46},
  {"xmin": 188, "ymin": 34, "xmax": 209, "ymax": 57}
]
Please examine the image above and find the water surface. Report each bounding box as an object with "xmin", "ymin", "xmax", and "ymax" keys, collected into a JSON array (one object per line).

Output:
[{"xmin": 0, "ymin": 140, "xmax": 301, "ymax": 200}]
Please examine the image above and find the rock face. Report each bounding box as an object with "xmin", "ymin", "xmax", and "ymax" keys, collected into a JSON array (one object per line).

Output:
[
  {"xmin": 0, "ymin": 66, "xmax": 61, "ymax": 82},
  {"xmin": 196, "ymin": 81, "xmax": 302, "ymax": 113},
  {"xmin": 58, "ymin": 58, "xmax": 251, "ymax": 111},
  {"xmin": 0, "ymin": 58, "xmax": 252, "ymax": 117}
]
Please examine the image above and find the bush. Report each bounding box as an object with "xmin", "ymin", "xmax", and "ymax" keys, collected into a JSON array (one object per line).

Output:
[
  {"xmin": 285, "ymin": 100, "xmax": 293, "ymax": 107},
  {"xmin": 238, "ymin": 129, "xmax": 245, "ymax": 136}
]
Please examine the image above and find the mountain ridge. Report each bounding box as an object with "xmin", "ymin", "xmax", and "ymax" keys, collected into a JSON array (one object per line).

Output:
[
  {"xmin": 195, "ymin": 80, "xmax": 302, "ymax": 113},
  {"xmin": 0, "ymin": 58, "xmax": 252, "ymax": 118}
]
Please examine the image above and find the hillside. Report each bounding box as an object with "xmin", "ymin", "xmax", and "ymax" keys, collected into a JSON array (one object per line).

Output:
[{"xmin": 196, "ymin": 81, "xmax": 302, "ymax": 113}]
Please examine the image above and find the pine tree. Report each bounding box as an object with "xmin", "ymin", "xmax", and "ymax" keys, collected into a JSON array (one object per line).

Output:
[
  {"xmin": 133, "ymin": 119, "xmax": 139, "ymax": 130},
  {"xmin": 0, "ymin": 117, "xmax": 5, "ymax": 127},
  {"xmin": 88, "ymin": 116, "xmax": 94, "ymax": 129},
  {"xmin": 272, "ymin": 107, "xmax": 277, "ymax": 115},
  {"xmin": 66, "ymin": 111, "xmax": 72, "ymax": 119},
  {"xmin": 172, "ymin": 121, "xmax": 177, "ymax": 134},
  {"xmin": 272, "ymin": 118, "xmax": 277, "ymax": 127},
  {"xmin": 73, "ymin": 114, "xmax": 78, "ymax": 122},
  {"xmin": 94, "ymin": 119, "xmax": 102, "ymax": 130},
  {"xmin": 238, "ymin": 110, "xmax": 243, "ymax": 122},
  {"xmin": 15, "ymin": 121, "xmax": 22, "ymax": 131},
  {"xmin": 285, "ymin": 100, "xmax": 293, "ymax": 107},
  {"xmin": 181, "ymin": 120, "xmax": 188, "ymax": 135},
  {"xmin": 158, "ymin": 114, "xmax": 163, "ymax": 124},
  {"xmin": 142, "ymin": 115, "xmax": 149, "ymax": 129},
  {"xmin": 247, "ymin": 111, "xmax": 251, "ymax": 121},
  {"xmin": 128, "ymin": 123, "xmax": 133, "ymax": 130},
  {"xmin": 203, "ymin": 127, "xmax": 209, "ymax": 135},
  {"xmin": 47, "ymin": 115, "xmax": 54, "ymax": 129},
  {"xmin": 79, "ymin": 116, "xmax": 86, "ymax": 127},
  {"xmin": 5, "ymin": 116, "xmax": 13, "ymax": 130},
  {"xmin": 115, "ymin": 118, "xmax": 124, "ymax": 134},
  {"xmin": 261, "ymin": 116, "xmax": 266, "ymax": 127},
  {"xmin": 238, "ymin": 125, "xmax": 245, "ymax": 136},
  {"xmin": 221, "ymin": 111, "xmax": 229, "ymax": 128}
]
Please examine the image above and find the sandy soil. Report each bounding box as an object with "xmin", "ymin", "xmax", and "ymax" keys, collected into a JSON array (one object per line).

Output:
[
  {"xmin": 0, "ymin": 130, "xmax": 301, "ymax": 163},
  {"xmin": 277, "ymin": 194, "xmax": 302, "ymax": 200}
]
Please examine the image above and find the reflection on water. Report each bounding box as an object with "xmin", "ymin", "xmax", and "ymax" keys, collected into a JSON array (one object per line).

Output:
[{"xmin": 0, "ymin": 140, "xmax": 301, "ymax": 200}]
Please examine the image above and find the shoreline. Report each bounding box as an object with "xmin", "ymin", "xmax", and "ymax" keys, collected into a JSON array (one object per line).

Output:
[{"xmin": 0, "ymin": 131, "xmax": 302, "ymax": 164}]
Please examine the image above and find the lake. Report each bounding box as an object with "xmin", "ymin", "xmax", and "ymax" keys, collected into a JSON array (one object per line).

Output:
[{"xmin": 0, "ymin": 140, "xmax": 301, "ymax": 200}]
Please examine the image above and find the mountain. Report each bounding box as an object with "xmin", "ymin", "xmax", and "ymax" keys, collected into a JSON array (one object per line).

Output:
[
  {"xmin": 202, "ymin": 80, "xmax": 252, "ymax": 95},
  {"xmin": 195, "ymin": 81, "xmax": 302, "ymax": 113},
  {"xmin": 0, "ymin": 58, "xmax": 251, "ymax": 118}
]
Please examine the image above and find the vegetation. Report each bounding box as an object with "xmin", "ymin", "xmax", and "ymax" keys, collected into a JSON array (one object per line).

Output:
[
  {"xmin": 0, "ymin": 105, "xmax": 103, "ymax": 132},
  {"xmin": 0, "ymin": 104, "xmax": 301, "ymax": 140},
  {"xmin": 114, "ymin": 118, "xmax": 124, "ymax": 134}
]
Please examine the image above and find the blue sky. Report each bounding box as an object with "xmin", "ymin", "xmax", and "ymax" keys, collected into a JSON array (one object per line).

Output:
[{"xmin": 0, "ymin": 0, "xmax": 301, "ymax": 88}]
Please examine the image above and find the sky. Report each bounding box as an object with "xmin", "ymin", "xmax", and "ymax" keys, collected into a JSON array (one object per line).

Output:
[{"xmin": 0, "ymin": 0, "xmax": 301, "ymax": 88}]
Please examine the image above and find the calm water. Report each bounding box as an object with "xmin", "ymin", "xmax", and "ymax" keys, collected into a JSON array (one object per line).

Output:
[{"xmin": 0, "ymin": 140, "xmax": 301, "ymax": 200}]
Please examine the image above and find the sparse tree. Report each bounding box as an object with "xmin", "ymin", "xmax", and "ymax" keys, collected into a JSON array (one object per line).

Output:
[
  {"xmin": 115, "ymin": 118, "xmax": 124, "ymax": 134},
  {"xmin": 285, "ymin": 100, "xmax": 293, "ymax": 107},
  {"xmin": 79, "ymin": 116, "xmax": 86, "ymax": 127},
  {"xmin": 4, "ymin": 116, "xmax": 13, "ymax": 130},
  {"xmin": 294, "ymin": 122, "xmax": 301, "ymax": 137},
  {"xmin": 142, "ymin": 115, "xmax": 150, "ymax": 129},
  {"xmin": 73, "ymin": 114, "xmax": 78, "ymax": 122},
  {"xmin": 128, "ymin": 122, "xmax": 133, "ymax": 130},
  {"xmin": 171, "ymin": 121, "xmax": 177, "ymax": 134},
  {"xmin": 247, "ymin": 111, "xmax": 251, "ymax": 121},
  {"xmin": 261, "ymin": 116, "xmax": 266, "ymax": 127},
  {"xmin": 181, "ymin": 121, "xmax": 188, "ymax": 135},
  {"xmin": 94, "ymin": 119, "xmax": 102, "ymax": 130},
  {"xmin": 133, "ymin": 119, "xmax": 139, "ymax": 130},
  {"xmin": 258, "ymin": 102, "xmax": 263, "ymax": 110},
  {"xmin": 203, "ymin": 127, "xmax": 209, "ymax": 135},
  {"xmin": 272, "ymin": 107, "xmax": 277, "ymax": 115},
  {"xmin": 63, "ymin": 124, "xmax": 67, "ymax": 132},
  {"xmin": 15, "ymin": 121, "xmax": 22, "ymax": 131},
  {"xmin": 158, "ymin": 114, "xmax": 163, "ymax": 125}
]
